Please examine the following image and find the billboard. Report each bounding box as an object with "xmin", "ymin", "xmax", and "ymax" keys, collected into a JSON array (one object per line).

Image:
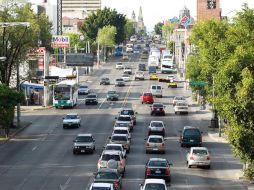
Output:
[{"xmin": 51, "ymin": 35, "xmax": 70, "ymax": 48}]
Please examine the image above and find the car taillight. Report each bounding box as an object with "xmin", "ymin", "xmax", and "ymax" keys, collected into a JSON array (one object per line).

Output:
[
  {"xmin": 97, "ymin": 160, "xmax": 101, "ymax": 167},
  {"xmin": 113, "ymin": 181, "xmax": 120, "ymax": 188},
  {"xmin": 161, "ymin": 143, "xmax": 165, "ymax": 147},
  {"xmin": 190, "ymin": 156, "xmax": 194, "ymax": 160},
  {"xmin": 146, "ymin": 168, "xmax": 151, "ymax": 174},
  {"xmin": 146, "ymin": 143, "xmax": 149, "ymax": 146},
  {"xmin": 120, "ymin": 160, "xmax": 124, "ymax": 166},
  {"xmin": 207, "ymin": 156, "xmax": 211, "ymax": 160},
  {"xmin": 165, "ymin": 169, "xmax": 170, "ymax": 175}
]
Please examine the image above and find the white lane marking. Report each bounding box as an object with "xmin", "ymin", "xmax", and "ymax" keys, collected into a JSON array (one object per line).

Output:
[
  {"xmin": 60, "ymin": 175, "xmax": 72, "ymax": 190},
  {"xmin": 32, "ymin": 146, "xmax": 37, "ymax": 151},
  {"xmin": 98, "ymin": 97, "xmax": 107, "ymax": 110}
]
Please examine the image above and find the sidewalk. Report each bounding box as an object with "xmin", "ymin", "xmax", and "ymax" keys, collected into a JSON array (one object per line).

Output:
[{"xmin": 16, "ymin": 105, "xmax": 53, "ymax": 112}]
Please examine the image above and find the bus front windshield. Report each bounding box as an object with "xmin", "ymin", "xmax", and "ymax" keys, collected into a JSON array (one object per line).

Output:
[{"xmin": 54, "ymin": 86, "xmax": 71, "ymax": 100}]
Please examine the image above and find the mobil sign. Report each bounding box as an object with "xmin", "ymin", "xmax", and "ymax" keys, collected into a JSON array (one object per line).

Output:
[{"xmin": 51, "ymin": 35, "xmax": 70, "ymax": 48}]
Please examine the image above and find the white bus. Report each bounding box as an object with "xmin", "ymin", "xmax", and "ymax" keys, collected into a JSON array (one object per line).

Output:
[
  {"xmin": 148, "ymin": 55, "xmax": 160, "ymax": 68},
  {"xmin": 161, "ymin": 58, "xmax": 176, "ymax": 74},
  {"xmin": 53, "ymin": 80, "xmax": 78, "ymax": 108}
]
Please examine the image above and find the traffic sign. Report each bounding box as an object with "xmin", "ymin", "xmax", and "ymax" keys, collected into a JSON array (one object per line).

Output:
[{"xmin": 189, "ymin": 81, "xmax": 208, "ymax": 86}]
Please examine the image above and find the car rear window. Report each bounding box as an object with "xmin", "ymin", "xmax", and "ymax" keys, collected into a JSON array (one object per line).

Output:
[
  {"xmin": 75, "ymin": 136, "xmax": 93, "ymax": 142},
  {"xmin": 116, "ymin": 79, "xmax": 123, "ymax": 82},
  {"xmin": 184, "ymin": 129, "xmax": 201, "ymax": 136},
  {"xmin": 114, "ymin": 130, "xmax": 128, "ymax": 135},
  {"xmin": 112, "ymin": 136, "xmax": 127, "ymax": 141},
  {"xmin": 120, "ymin": 110, "xmax": 134, "ymax": 115},
  {"xmin": 95, "ymin": 172, "xmax": 119, "ymax": 179},
  {"xmin": 151, "ymin": 86, "xmax": 156, "ymax": 90},
  {"xmin": 149, "ymin": 137, "xmax": 163, "ymax": 143},
  {"xmin": 151, "ymin": 122, "xmax": 163, "ymax": 128},
  {"xmin": 148, "ymin": 160, "xmax": 167, "ymax": 167},
  {"xmin": 65, "ymin": 115, "xmax": 78, "ymax": 119},
  {"xmin": 91, "ymin": 187, "xmax": 111, "ymax": 190},
  {"xmin": 115, "ymin": 123, "xmax": 129, "ymax": 127},
  {"xmin": 145, "ymin": 184, "xmax": 166, "ymax": 190},
  {"xmin": 105, "ymin": 146, "xmax": 122, "ymax": 151},
  {"xmin": 87, "ymin": 95, "xmax": 96, "ymax": 98},
  {"xmin": 118, "ymin": 116, "xmax": 131, "ymax": 121},
  {"xmin": 193, "ymin": 149, "xmax": 208, "ymax": 155},
  {"xmin": 153, "ymin": 104, "xmax": 163, "ymax": 108},
  {"xmin": 79, "ymin": 85, "xmax": 87, "ymax": 88},
  {"xmin": 144, "ymin": 93, "xmax": 152, "ymax": 96},
  {"xmin": 102, "ymin": 154, "xmax": 120, "ymax": 161}
]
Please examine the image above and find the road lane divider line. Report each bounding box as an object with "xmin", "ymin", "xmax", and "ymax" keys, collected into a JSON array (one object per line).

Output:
[{"xmin": 32, "ymin": 146, "xmax": 38, "ymax": 151}]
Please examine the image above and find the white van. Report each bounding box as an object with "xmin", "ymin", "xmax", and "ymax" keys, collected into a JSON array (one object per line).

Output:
[{"xmin": 150, "ymin": 85, "xmax": 163, "ymax": 98}]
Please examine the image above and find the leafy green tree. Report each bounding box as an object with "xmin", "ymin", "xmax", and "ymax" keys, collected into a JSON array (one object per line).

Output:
[
  {"xmin": 186, "ymin": 4, "xmax": 254, "ymax": 179},
  {"xmin": 0, "ymin": 84, "xmax": 24, "ymax": 137},
  {"xmin": 0, "ymin": 3, "xmax": 52, "ymax": 86},
  {"xmin": 80, "ymin": 7, "xmax": 126, "ymax": 45},
  {"xmin": 124, "ymin": 19, "xmax": 135, "ymax": 41},
  {"xmin": 154, "ymin": 22, "xmax": 163, "ymax": 35}
]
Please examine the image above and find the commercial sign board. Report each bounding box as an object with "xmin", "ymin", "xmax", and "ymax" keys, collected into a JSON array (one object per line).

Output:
[
  {"xmin": 179, "ymin": 15, "xmax": 191, "ymax": 28},
  {"xmin": 51, "ymin": 35, "xmax": 70, "ymax": 48}
]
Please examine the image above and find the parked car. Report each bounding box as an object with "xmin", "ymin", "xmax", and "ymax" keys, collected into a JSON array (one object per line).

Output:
[
  {"xmin": 89, "ymin": 183, "xmax": 114, "ymax": 190},
  {"xmin": 145, "ymin": 158, "xmax": 172, "ymax": 182},
  {"xmin": 140, "ymin": 92, "xmax": 154, "ymax": 104},
  {"xmin": 107, "ymin": 91, "xmax": 119, "ymax": 101},
  {"xmin": 78, "ymin": 85, "xmax": 89, "ymax": 95},
  {"xmin": 100, "ymin": 77, "xmax": 110, "ymax": 85},
  {"xmin": 116, "ymin": 62, "xmax": 124, "ymax": 69},
  {"xmin": 140, "ymin": 179, "xmax": 168, "ymax": 190},
  {"xmin": 115, "ymin": 78, "xmax": 125, "ymax": 87},
  {"xmin": 119, "ymin": 108, "xmax": 137, "ymax": 125},
  {"xmin": 150, "ymin": 85, "xmax": 163, "ymax": 98},
  {"xmin": 172, "ymin": 96, "xmax": 186, "ymax": 106},
  {"xmin": 73, "ymin": 133, "xmax": 95, "ymax": 154},
  {"xmin": 150, "ymin": 103, "xmax": 166, "ymax": 116},
  {"xmin": 186, "ymin": 147, "xmax": 211, "ymax": 169},
  {"xmin": 122, "ymin": 74, "xmax": 130, "ymax": 82},
  {"xmin": 109, "ymin": 134, "xmax": 131, "ymax": 153},
  {"xmin": 62, "ymin": 113, "xmax": 81, "ymax": 129},
  {"xmin": 93, "ymin": 168, "xmax": 122, "ymax": 190},
  {"xmin": 179, "ymin": 126, "xmax": 202, "ymax": 147},
  {"xmin": 104, "ymin": 144, "xmax": 126, "ymax": 158},
  {"xmin": 97, "ymin": 150, "xmax": 126, "ymax": 175},
  {"xmin": 135, "ymin": 71, "xmax": 145, "ymax": 80},
  {"xmin": 85, "ymin": 93, "xmax": 98, "ymax": 105},
  {"xmin": 145, "ymin": 135, "xmax": 166, "ymax": 154},
  {"xmin": 174, "ymin": 101, "xmax": 189, "ymax": 114},
  {"xmin": 148, "ymin": 121, "xmax": 165, "ymax": 136}
]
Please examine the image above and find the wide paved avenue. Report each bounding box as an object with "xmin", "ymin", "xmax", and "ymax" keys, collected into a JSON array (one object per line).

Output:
[{"xmin": 0, "ymin": 53, "xmax": 246, "ymax": 190}]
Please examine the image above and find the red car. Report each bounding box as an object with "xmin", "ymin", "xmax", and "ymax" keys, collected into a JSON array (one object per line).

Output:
[{"xmin": 140, "ymin": 92, "xmax": 154, "ymax": 104}]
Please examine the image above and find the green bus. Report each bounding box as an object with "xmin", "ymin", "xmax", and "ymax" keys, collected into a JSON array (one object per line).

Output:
[{"xmin": 53, "ymin": 80, "xmax": 78, "ymax": 108}]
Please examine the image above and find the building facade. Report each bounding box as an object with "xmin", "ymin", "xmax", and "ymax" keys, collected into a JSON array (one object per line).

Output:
[
  {"xmin": 197, "ymin": 0, "xmax": 221, "ymax": 21},
  {"xmin": 62, "ymin": 0, "xmax": 101, "ymax": 15}
]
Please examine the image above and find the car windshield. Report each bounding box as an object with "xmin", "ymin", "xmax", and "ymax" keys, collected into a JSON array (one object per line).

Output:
[
  {"xmin": 79, "ymin": 85, "xmax": 88, "ymax": 89},
  {"xmin": 153, "ymin": 104, "xmax": 163, "ymax": 108},
  {"xmin": 193, "ymin": 149, "xmax": 208, "ymax": 155},
  {"xmin": 102, "ymin": 154, "xmax": 120, "ymax": 161},
  {"xmin": 176, "ymin": 96, "xmax": 185, "ymax": 100},
  {"xmin": 91, "ymin": 187, "xmax": 111, "ymax": 190},
  {"xmin": 116, "ymin": 79, "xmax": 123, "ymax": 82},
  {"xmin": 177, "ymin": 103, "xmax": 187, "ymax": 106},
  {"xmin": 149, "ymin": 137, "xmax": 163, "ymax": 143},
  {"xmin": 120, "ymin": 110, "xmax": 134, "ymax": 116},
  {"xmin": 75, "ymin": 136, "xmax": 93, "ymax": 142},
  {"xmin": 87, "ymin": 94, "xmax": 96, "ymax": 98},
  {"xmin": 151, "ymin": 122, "xmax": 163, "ymax": 128},
  {"xmin": 95, "ymin": 172, "xmax": 118, "ymax": 179},
  {"xmin": 184, "ymin": 129, "xmax": 201, "ymax": 136},
  {"xmin": 118, "ymin": 117, "xmax": 131, "ymax": 121},
  {"xmin": 101, "ymin": 78, "xmax": 109, "ymax": 81},
  {"xmin": 122, "ymin": 75, "xmax": 129, "ymax": 77},
  {"xmin": 145, "ymin": 184, "xmax": 166, "ymax": 190},
  {"xmin": 112, "ymin": 136, "xmax": 127, "ymax": 141},
  {"xmin": 105, "ymin": 146, "xmax": 122, "ymax": 151},
  {"xmin": 65, "ymin": 115, "xmax": 78, "ymax": 119},
  {"xmin": 115, "ymin": 123, "xmax": 129, "ymax": 127},
  {"xmin": 148, "ymin": 160, "xmax": 167, "ymax": 167},
  {"xmin": 108, "ymin": 91, "xmax": 116, "ymax": 94},
  {"xmin": 144, "ymin": 93, "xmax": 152, "ymax": 96},
  {"xmin": 114, "ymin": 130, "xmax": 128, "ymax": 135}
]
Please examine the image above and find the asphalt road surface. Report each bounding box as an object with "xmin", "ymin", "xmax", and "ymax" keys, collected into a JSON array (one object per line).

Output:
[{"xmin": 0, "ymin": 50, "xmax": 246, "ymax": 190}]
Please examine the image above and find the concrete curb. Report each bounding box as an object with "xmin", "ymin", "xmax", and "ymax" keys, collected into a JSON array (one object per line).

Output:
[
  {"xmin": 19, "ymin": 106, "xmax": 53, "ymax": 112},
  {"xmin": 207, "ymin": 130, "xmax": 228, "ymax": 143},
  {"xmin": 0, "ymin": 121, "xmax": 32, "ymax": 144}
]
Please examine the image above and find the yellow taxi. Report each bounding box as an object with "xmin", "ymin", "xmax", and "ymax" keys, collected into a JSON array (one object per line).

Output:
[
  {"xmin": 168, "ymin": 81, "xmax": 177, "ymax": 88},
  {"xmin": 149, "ymin": 74, "xmax": 158, "ymax": 80}
]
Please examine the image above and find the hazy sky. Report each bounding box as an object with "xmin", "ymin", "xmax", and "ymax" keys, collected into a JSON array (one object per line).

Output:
[{"xmin": 31, "ymin": 0, "xmax": 254, "ymax": 31}]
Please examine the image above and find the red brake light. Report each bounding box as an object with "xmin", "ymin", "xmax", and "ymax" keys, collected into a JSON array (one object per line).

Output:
[
  {"xmin": 161, "ymin": 143, "xmax": 165, "ymax": 147},
  {"xmin": 146, "ymin": 168, "xmax": 151, "ymax": 174},
  {"xmin": 207, "ymin": 156, "xmax": 210, "ymax": 160},
  {"xmin": 146, "ymin": 143, "xmax": 149, "ymax": 146},
  {"xmin": 190, "ymin": 156, "xmax": 194, "ymax": 160},
  {"xmin": 165, "ymin": 169, "xmax": 170, "ymax": 175},
  {"xmin": 113, "ymin": 181, "xmax": 120, "ymax": 188}
]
